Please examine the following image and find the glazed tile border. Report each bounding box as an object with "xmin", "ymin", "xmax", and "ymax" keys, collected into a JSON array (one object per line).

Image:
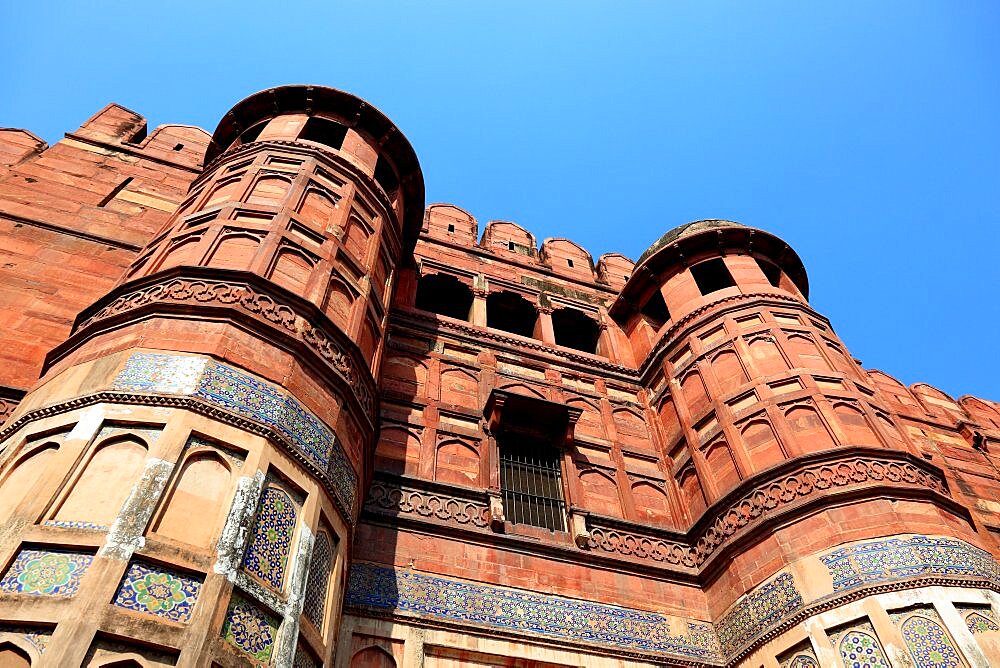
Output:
[
  {"xmin": 347, "ymin": 534, "xmax": 1000, "ymax": 664},
  {"xmin": 112, "ymin": 351, "xmax": 357, "ymax": 514},
  {"xmin": 346, "ymin": 562, "xmax": 723, "ymax": 661},
  {"xmin": 821, "ymin": 535, "xmax": 1000, "ymax": 591}
]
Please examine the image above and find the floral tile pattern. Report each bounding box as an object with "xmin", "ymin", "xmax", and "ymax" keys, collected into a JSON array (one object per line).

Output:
[
  {"xmin": 959, "ymin": 605, "xmax": 999, "ymax": 635},
  {"xmin": 821, "ymin": 535, "xmax": 1000, "ymax": 591},
  {"xmin": 716, "ymin": 572, "xmax": 803, "ymax": 656},
  {"xmin": 302, "ymin": 530, "xmax": 334, "ymax": 629},
  {"xmin": 778, "ymin": 641, "xmax": 819, "ymax": 668},
  {"xmin": 113, "ymin": 561, "xmax": 202, "ymax": 623},
  {"xmin": 0, "ymin": 549, "xmax": 93, "ymax": 597},
  {"xmin": 112, "ymin": 351, "xmax": 358, "ymax": 515},
  {"xmin": 829, "ymin": 621, "xmax": 891, "ymax": 668},
  {"xmin": 891, "ymin": 608, "xmax": 966, "ymax": 668},
  {"xmin": 242, "ymin": 485, "xmax": 298, "ymax": 591},
  {"xmin": 222, "ymin": 594, "xmax": 280, "ymax": 662},
  {"xmin": 0, "ymin": 625, "xmax": 51, "ymax": 654},
  {"xmin": 346, "ymin": 563, "xmax": 723, "ymax": 661}
]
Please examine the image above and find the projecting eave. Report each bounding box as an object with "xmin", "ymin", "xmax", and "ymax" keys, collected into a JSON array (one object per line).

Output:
[{"xmin": 610, "ymin": 220, "xmax": 809, "ymax": 322}]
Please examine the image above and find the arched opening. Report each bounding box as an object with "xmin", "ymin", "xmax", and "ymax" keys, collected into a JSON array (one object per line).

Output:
[
  {"xmin": 690, "ymin": 258, "xmax": 736, "ymax": 295},
  {"xmin": 414, "ymin": 274, "xmax": 473, "ymax": 321},
  {"xmin": 486, "ymin": 291, "xmax": 537, "ymax": 338},
  {"xmin": 298, "ymin": 117, "xmax": 347, "ymax": 150},
  {"xmin": 551, "ymin": 307, "xmax": 601, "ymax": 354},
  {"xmin": 755, "ymin": 257, "xmax": 782, "ymax": 287},
  {"xmin": 640, "ymin": 289, "xmax": 671, "ymax": 330}
]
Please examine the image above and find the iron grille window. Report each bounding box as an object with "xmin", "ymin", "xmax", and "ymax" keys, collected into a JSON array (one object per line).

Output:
[{"xmin": 499, "ymin": 442, "xmax": 566, "ymax": 531}]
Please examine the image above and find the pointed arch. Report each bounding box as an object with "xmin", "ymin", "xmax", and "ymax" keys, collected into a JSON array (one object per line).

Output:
[
  {"xmin": 832, "ymin": 402, "xmax": 879, "ymax": 446},
  {"xmin": 439, "ymin": 366, "xmax": 478, "ymax": 407},
  {"xmin": 374, "ymin": 426, "xmax": 422, "ymax": 476},
  {"xmin": 631, "ymin": 481, "xmax": 671, "ymax": 526},
  {"xmin": 435, "ymin": 439, "xmax": 480, "ymax": 486},
  {"xmin": 741, "ymin": 419, "xmax": 783, "ymax": 472},
  {"xmin": 704, "ymin": 438, "xmax": 740, "ymax": 493},
  {"xmin": 785, "ymin": 404, "xmax": 836, "ymax": 452},
  {"xmin": 0, "ymin": 443, "xmax": 59, "ymax": 521},
  {"xmin": 748, "ymin": 336, "xmax": 787, "ymax": 376},
  {"xmin": 578, "ymin": 469, "xmax": 622, "ymax": 517},
  {"xmin": 153, "ymin": 450, "xmax": 233, "ymax": 549},
  {"xmin": 210, "ymin": 232, "xmax": 261, "ymax": 270},
  {"xmin": 351, "ymin": 645, "xmax": 396, "ymax": 668},
  {"xmin": 269, "ymin": 246, "xmax": 315, "ymax": 296},
  {"xmin": 681, "ymin": 369, "xmax": 710, "ymax": 417},
  {"xmin": 711, "ymin": 348, "xmax": 747, "ymax": 395},
  {"xmin": 246, "ymin": 174, "xmax": 291, "ymax": 206},
  {"xmin": 241, "ymin": 484, "xmax": 298, "ymax": 591},
  {"xmin": 54, "ymin": 436, "xmax": 148, "ymax": 528}
]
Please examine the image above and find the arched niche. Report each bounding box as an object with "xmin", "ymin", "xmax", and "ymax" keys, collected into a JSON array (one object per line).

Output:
[
  {"xmin": 577, "ymin": 469, "xmax": 622, "ymax": 517},
  {"xmin": 152, "ymin": 449, "xmax": 234, "ymax": 549},
  {"xmin": 434, "ymin": 439, "xmax": 480, "ymax": 486},
  {"xmin": 0, "ymin": 443, "xmax": 59, "ymax": 521},
  {"xmin": 53, "ymin": 435, "xmax": 149, "ymax": 528},
  {"xmin": 631, "ymin": 481, "xmax": 672, "ymax": 526},
  {"xmin": 351, "ymin": 645, "xmax": 396, "ymax": 668}
]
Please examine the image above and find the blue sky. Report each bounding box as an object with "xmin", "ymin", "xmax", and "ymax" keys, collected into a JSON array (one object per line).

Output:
[{"xmin": 2, "ymin": 2, "xmax": 998, "ymax": 400}]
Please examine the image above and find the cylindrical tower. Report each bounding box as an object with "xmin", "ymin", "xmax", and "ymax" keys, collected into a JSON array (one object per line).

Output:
[
  {"xmin": 612, "ymin": 220, "xmax": 994, "ymax": 666},
  {"xmin": 0, "ymin": 86, "xmax": 423, "ymax": 666}
]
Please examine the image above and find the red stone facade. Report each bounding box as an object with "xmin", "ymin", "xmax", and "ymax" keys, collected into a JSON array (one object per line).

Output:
[{"xmin": 0, "ymin": 86, "xmax": 998, "ymax": 667}]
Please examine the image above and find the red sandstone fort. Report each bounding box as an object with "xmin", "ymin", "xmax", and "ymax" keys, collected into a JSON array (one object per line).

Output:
[{"xmin": 0, "ymin": 85, "xmax": 996, "ymax": 667}]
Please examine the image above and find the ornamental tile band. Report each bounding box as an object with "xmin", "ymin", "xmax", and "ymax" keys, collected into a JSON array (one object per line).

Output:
[
  {"xmin": 715, "ymin": 572, "xmax": 804, "ymax": 657},
  {"xmin": 113, "ymin": 561, "xmax": 203, "ymax": 623},
  {"xmin": 0, "ymin": 549, "xmax": 93, "ymax": 597},
  {"xmin": 222, "ymin": 594, "xmax": 280, "ymax": 662},
  {"xmin": 821, "ymin": 535, "xmax": 1000, "ymax": 591},
  {"xmin": 43, "ymin": 520, "xmax": 107, "ymax": 531},
  {"xmin": 112, "ymin": 351, "xmax": 357, "ymax": 514},
  {"xmin": 345, "ymin": 563, "xmax": 723, "ymax": 661}
]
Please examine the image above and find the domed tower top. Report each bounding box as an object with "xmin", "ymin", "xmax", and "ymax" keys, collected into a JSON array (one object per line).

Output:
[
  {"xmin": 205, "ymin": 84, "xmax": 425, "ymax": 253},
  {"xmin": 611, "ymin": 220, "xmax": 810, "ymax": 362}
]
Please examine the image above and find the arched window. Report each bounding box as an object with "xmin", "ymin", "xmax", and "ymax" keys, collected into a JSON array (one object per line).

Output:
[
  {"xmin": 414, "ymin": 274, "xmax": 473, "ymax": 321},
  {"xmin": 486, "ymin": 291, "xmax": 537, "ymax": 337},
  {"xmin": 551, "ymin": 307, "xmax": 601, "ymax": 354}
]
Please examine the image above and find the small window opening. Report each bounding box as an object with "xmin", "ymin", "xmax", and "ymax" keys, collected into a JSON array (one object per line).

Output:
[
  {"xmin": 691, "ymin": 258, "xmax": 736, "ymax": 296},
  {"xmin": 507, "ymin": 241, "xmax": 516, "ymax": 251},
  {"xmin": 238, "ymin": 122, "xmax": 266, "ymax": 145},
  {"xmin": 498, "ymin": 432, "xmax": 566, "ymax": 532},
  {"xmin": 128, "ymin": 126, "xmax": 147, "ymax": 144},
  {"xmin": 374, "ymin": 155, "xmax": 399, "ymax": 196},
  {"xmin": 487, "ymin": 291, "xmax": 538, "ymax": 338},
  {"xmin": 98, "ymin": 177, "xmax": 134, "ymax": 208},
  {"xmin": 447, "ymin": 223, "xmax": 455, "ymax": 233},
  {"xmin": 755, "ymin": 257, "xmax": 782, "ymax": 288},
  {"xmin": 173, "ymin": 143, "xmax": 184, "ymax": 151},
  {"xmin": 299, "ymin": 117, "xmax": 347, "ymax": 151},
  {"xmin": 640, "ymin": 290, "xmax": 671, "ymax": 330},
  {"xmin": 624, "ymin": 274, "xmax": 630, "ymax": 281},
  {"xmin": 567, "ymin": 258, "xmax": 574, "ymax": 268},
  {"xmin": 552, "ymin": 307, "xmax": 601, "ymax": 354},
  {"xmin": 414, "ymin": 274, "xmax": 473, "ymax": 321}
]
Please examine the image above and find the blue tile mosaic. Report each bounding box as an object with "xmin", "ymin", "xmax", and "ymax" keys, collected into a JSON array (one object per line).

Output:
[
  {"xmin": 346, "ymin": 563, "xmax": 723, "ymax": 661},
  {"xmin": 242, "ymin": 485, "xmax": 298, "ymax": 591},
  {"xmin": 0, "ymin": 549, "xmax": 93, "ymax": 597},
  {"xmin": 892, "ymin": 609, "xmax": 964, "ymax": 668},
  {"xmin": 112, "ymin": 352, "xmax": 357, "ymax": 515},
  {"xmin": 716, "ymin": 572, "xmax": 804, "ymax": 656},
  {"xmin": 960, "ymin": 606, "xmax": 999, "ymax": 635},
  {"xmin": 821, "ymin": 535, "xmax": 1000, "ymax": 591},
  {"xmin": 835, "ymin": 626, "xmax": 891, "ymax": 668},
  {"xmin": 113, "ymin": 561, "xmax": 202, "ymax": 623},
  {"xmin": 222, "ymin": 594, "xmax": 280, "ymax": 662}
]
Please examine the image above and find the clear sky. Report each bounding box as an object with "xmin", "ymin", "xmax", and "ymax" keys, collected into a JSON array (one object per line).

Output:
[{"xmin": 2, "ymin": 1, "xmax": 998, "ymax": 401}]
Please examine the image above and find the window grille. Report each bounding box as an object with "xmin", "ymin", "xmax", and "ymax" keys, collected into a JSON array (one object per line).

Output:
[{"xmin": 499, "ymin": 443, "xmax": 566, "ymax": 531}]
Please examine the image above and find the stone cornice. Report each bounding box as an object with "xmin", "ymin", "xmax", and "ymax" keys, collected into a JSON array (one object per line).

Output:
[
  {"xmin": 43, "ymin": 267, "xmax": 377, "ymax": 429},
  {"xmin": 360, "ymin": 447, "xmax": 963, "ymax": 584}
]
